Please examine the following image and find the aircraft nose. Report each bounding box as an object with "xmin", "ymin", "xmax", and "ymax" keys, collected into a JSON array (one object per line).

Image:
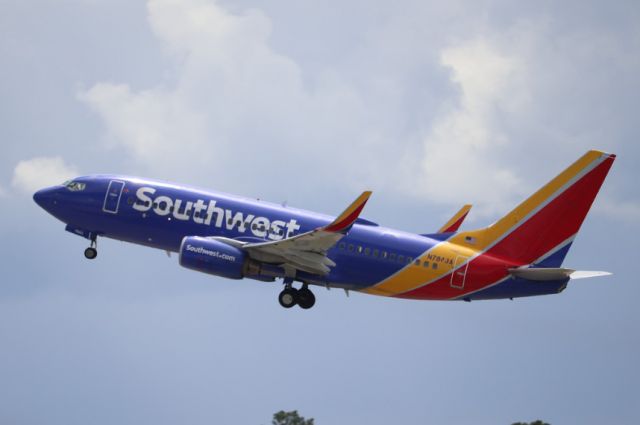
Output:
[{"xmin": 33, "ymin": 187, "xmax": 58, "ymax": 210}]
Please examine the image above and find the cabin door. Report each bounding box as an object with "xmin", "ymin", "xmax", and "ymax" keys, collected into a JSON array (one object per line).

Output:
[
  {"xmin": 450, "ymin": 256, "xmax": 470, "ymax": 289},
  {"xmin": 103, "ymin": 180, "xmax": 125, "ymax": 214}
]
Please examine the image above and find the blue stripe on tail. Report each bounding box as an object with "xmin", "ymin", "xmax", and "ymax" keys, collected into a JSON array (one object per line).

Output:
[{"xmin": 534, "ymin": 242, "xmax": 573, "ymax": 268}]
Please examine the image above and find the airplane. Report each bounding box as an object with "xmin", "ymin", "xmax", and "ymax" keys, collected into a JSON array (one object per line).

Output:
[{"xmin": 33, "ymin": 150, "xmax": 615, "ymax": 309}]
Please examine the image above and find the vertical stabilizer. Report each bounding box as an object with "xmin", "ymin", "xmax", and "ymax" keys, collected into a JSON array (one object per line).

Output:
[{"xmin": 451, "ymin": 150, "xmax": 615, "ymax": 265}]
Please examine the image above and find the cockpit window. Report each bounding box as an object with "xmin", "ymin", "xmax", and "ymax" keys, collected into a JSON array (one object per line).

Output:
[{"xmin": 63, "ymin": 180, "xmax": 86, "ymax": 191}]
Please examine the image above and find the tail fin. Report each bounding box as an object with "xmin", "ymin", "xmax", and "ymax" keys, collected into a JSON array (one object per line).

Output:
[{"xmin": 452, "ymin": 150, "xmax": 615, "ymax": 266}]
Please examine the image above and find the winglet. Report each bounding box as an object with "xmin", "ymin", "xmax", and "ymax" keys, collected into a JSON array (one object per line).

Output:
[
  {"xmin": 438, "ymin": 204, "xmax": 472, "ymax": 233},
  {"xmin": 324, "ymin": 191, "xmax": 372, "ymax": 233}
]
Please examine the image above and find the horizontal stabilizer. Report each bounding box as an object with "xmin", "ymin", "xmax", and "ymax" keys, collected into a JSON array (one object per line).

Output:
[
  {"xmin": 570, "ymin": 270, "xmax": 612, "ymax": 280},
  {"xmin": 509, "ymin": 267, "xmax": 612, "ymax": 281}
]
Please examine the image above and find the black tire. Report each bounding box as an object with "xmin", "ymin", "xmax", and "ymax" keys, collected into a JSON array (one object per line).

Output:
[
  {"xmin": 278, "ymin": 288, "xmax": 298, "ymax": 308},
  {"xmin": 84, "ymin": 247, "xmax": 97, "ymax": 260},
  {"xmin": 297, "ymin": 288, "xmax": 316, "ymax": 309}
]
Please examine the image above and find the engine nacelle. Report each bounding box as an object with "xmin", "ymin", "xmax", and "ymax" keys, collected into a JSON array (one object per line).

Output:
[{"xmin": 179, "ymin": 236, "xmax": 247, "ymax": 279}]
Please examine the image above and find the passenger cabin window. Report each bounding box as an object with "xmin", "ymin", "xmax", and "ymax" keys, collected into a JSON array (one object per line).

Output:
[
  {"xmin": 432, "ymin": 263, "xmax": 438, "ymax": 270},
  {"xmin": 339, "ymin": 242, "xmax": 346, "ymax": 250},
  {"xmin": 423, "ymin": 261, "xmax": 430, "ymax": 268}
]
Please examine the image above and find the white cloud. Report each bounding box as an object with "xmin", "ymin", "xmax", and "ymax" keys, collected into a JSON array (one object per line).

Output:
[
  {"xmin": 78, "ymin": 82, "xmax": 211, "ymax": 171},
  {"xmin": 72, "ymin": 0, "xmax": 527, "ymax": 206},
  {"xmin": 11, "ymin": 156, "xmax": 79, "ymax": 194},
  {"xmin": 416, "ymin": 38, "xmax": 527, "ymax": 216},
  {"xmin": 77, "ymin": 1, "xmax": 303, "ymax": 180},
  {"xmin": 76, "ymin": 0, "xmax": 639, "ymax": 218},
  {"xmin": 77, "ymin": 0, "xmax": 398, "ymax": 198}
]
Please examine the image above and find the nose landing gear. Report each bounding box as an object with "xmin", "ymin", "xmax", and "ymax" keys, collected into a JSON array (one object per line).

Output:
[
  {"xmin": 278, "ymin": 281, "xmax": 316, "ymax": 309},
  {"xmin": 84, "ymin": 237, "xmax": 98, "ymax": 260}
]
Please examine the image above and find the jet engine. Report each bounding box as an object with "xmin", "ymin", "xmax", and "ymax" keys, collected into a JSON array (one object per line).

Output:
[{"xmin": 179, "ymin": 236, "xmax": 248, "ymax": 279}]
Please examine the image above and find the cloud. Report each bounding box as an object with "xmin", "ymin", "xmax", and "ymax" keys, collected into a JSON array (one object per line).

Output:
[
  {"xmin": 77, "ymin": 0, "xmax": 402, "ymax": 198},
  {"xmin": 77, "ymin": 0, "xmax": 639, "ymax": 218},
  {"xmin": 416, "ymin": 38, "xmax": 526, "ymax": 215},
  {"xmin": 11, "ymin": 156, "xmax": 79, "ymax": 194},
  {"xmin": 78, "ymin": 0, "xmax": 314, "ymax": 183},
  {"xmin": 78, "ymin": 82, "xmax": 211, "ymax": 171}
]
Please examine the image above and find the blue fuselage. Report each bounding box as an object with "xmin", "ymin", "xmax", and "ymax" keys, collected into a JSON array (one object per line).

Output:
[{"xmin": 34, "ymin": 175, "xmax": 437, "ymax": 290}]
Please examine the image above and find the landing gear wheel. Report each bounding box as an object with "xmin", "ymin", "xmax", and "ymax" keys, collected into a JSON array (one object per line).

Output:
[
  {"xmin": 297, "ymin": 287, "xmax": 316, "ymax": 309},
  {"xmin": 84, "ymin": 247, "xmax": 97, "ymax": 260},
  {"xmin": 84, "ymin": 235, "xmax": 98, "ymax": 260},
  {"xmin": 278, "ymin": 288, "xmax": 298, "ymax": 308}
]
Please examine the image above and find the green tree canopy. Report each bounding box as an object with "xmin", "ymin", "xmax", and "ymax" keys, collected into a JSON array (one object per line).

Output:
[{"xmin": 272, "ymin": 410, "xmax": 314, "ymax": 425}]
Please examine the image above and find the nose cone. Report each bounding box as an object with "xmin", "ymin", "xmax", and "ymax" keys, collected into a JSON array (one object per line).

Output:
[{"xmin": 33, "ymin": 187, "xmax": 58, "ymax": 211}]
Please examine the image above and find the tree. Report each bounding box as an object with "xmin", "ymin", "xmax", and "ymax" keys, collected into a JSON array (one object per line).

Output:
[
  {"xmin": 271, "ymin": 410, "xmax": 314, "ymax": 425},
  {"xmin": 512, "ymin": 421, "xmax": 550, "ymax": 425}
]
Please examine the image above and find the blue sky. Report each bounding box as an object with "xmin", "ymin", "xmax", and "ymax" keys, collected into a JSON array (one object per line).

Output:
[{"xmin": 1, "ymin": 1, "xmax": 639, "ymax": 424}]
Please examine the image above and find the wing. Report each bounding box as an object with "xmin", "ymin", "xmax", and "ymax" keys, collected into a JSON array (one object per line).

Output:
[
  {"xmin": 242, "ymin": 191, "xmax": 372, "ymax": 275},
  {"xmin": 438, "ymin": 204, "xmax": 472, "ymax": 233}
]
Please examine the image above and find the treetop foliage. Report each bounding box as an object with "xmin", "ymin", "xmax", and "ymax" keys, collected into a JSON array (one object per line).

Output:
[{"xmin": 272, "ymin": 410, "xmax": 314, "ymax": 425}]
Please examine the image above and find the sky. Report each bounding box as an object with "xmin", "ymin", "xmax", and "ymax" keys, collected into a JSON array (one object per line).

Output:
[{"xmin": 1, "ymin": 0, "xmax": 639, "ymax": 424}]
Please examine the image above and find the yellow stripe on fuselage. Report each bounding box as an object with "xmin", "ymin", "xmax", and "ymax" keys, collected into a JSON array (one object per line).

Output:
[
  {"xmin": 362, "ymin": 150, "xmax": 607, "ymax": 297},
  {"xmin": 363, "ymin": 242, "xmax": 478, "ymax": 296}
]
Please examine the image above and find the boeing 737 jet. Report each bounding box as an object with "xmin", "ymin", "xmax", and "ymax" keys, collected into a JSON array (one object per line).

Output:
[{"xmin": 34, "ymin": 150, "xmax": 614, "ymax": 309}]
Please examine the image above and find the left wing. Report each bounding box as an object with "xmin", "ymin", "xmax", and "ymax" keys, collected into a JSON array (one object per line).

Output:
[{"xmin": 242, "ymin": 191, "xmax": 372, "ymax": 275}]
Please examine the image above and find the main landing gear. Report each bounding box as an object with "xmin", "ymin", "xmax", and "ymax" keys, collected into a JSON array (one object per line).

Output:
[
  {"xmin": 278, "ymin": 282, "xmax": 316, "ymax": 310},
  {"xmin": 84, "ymin": 236, "xmax": 98, "ymax": 260}
]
